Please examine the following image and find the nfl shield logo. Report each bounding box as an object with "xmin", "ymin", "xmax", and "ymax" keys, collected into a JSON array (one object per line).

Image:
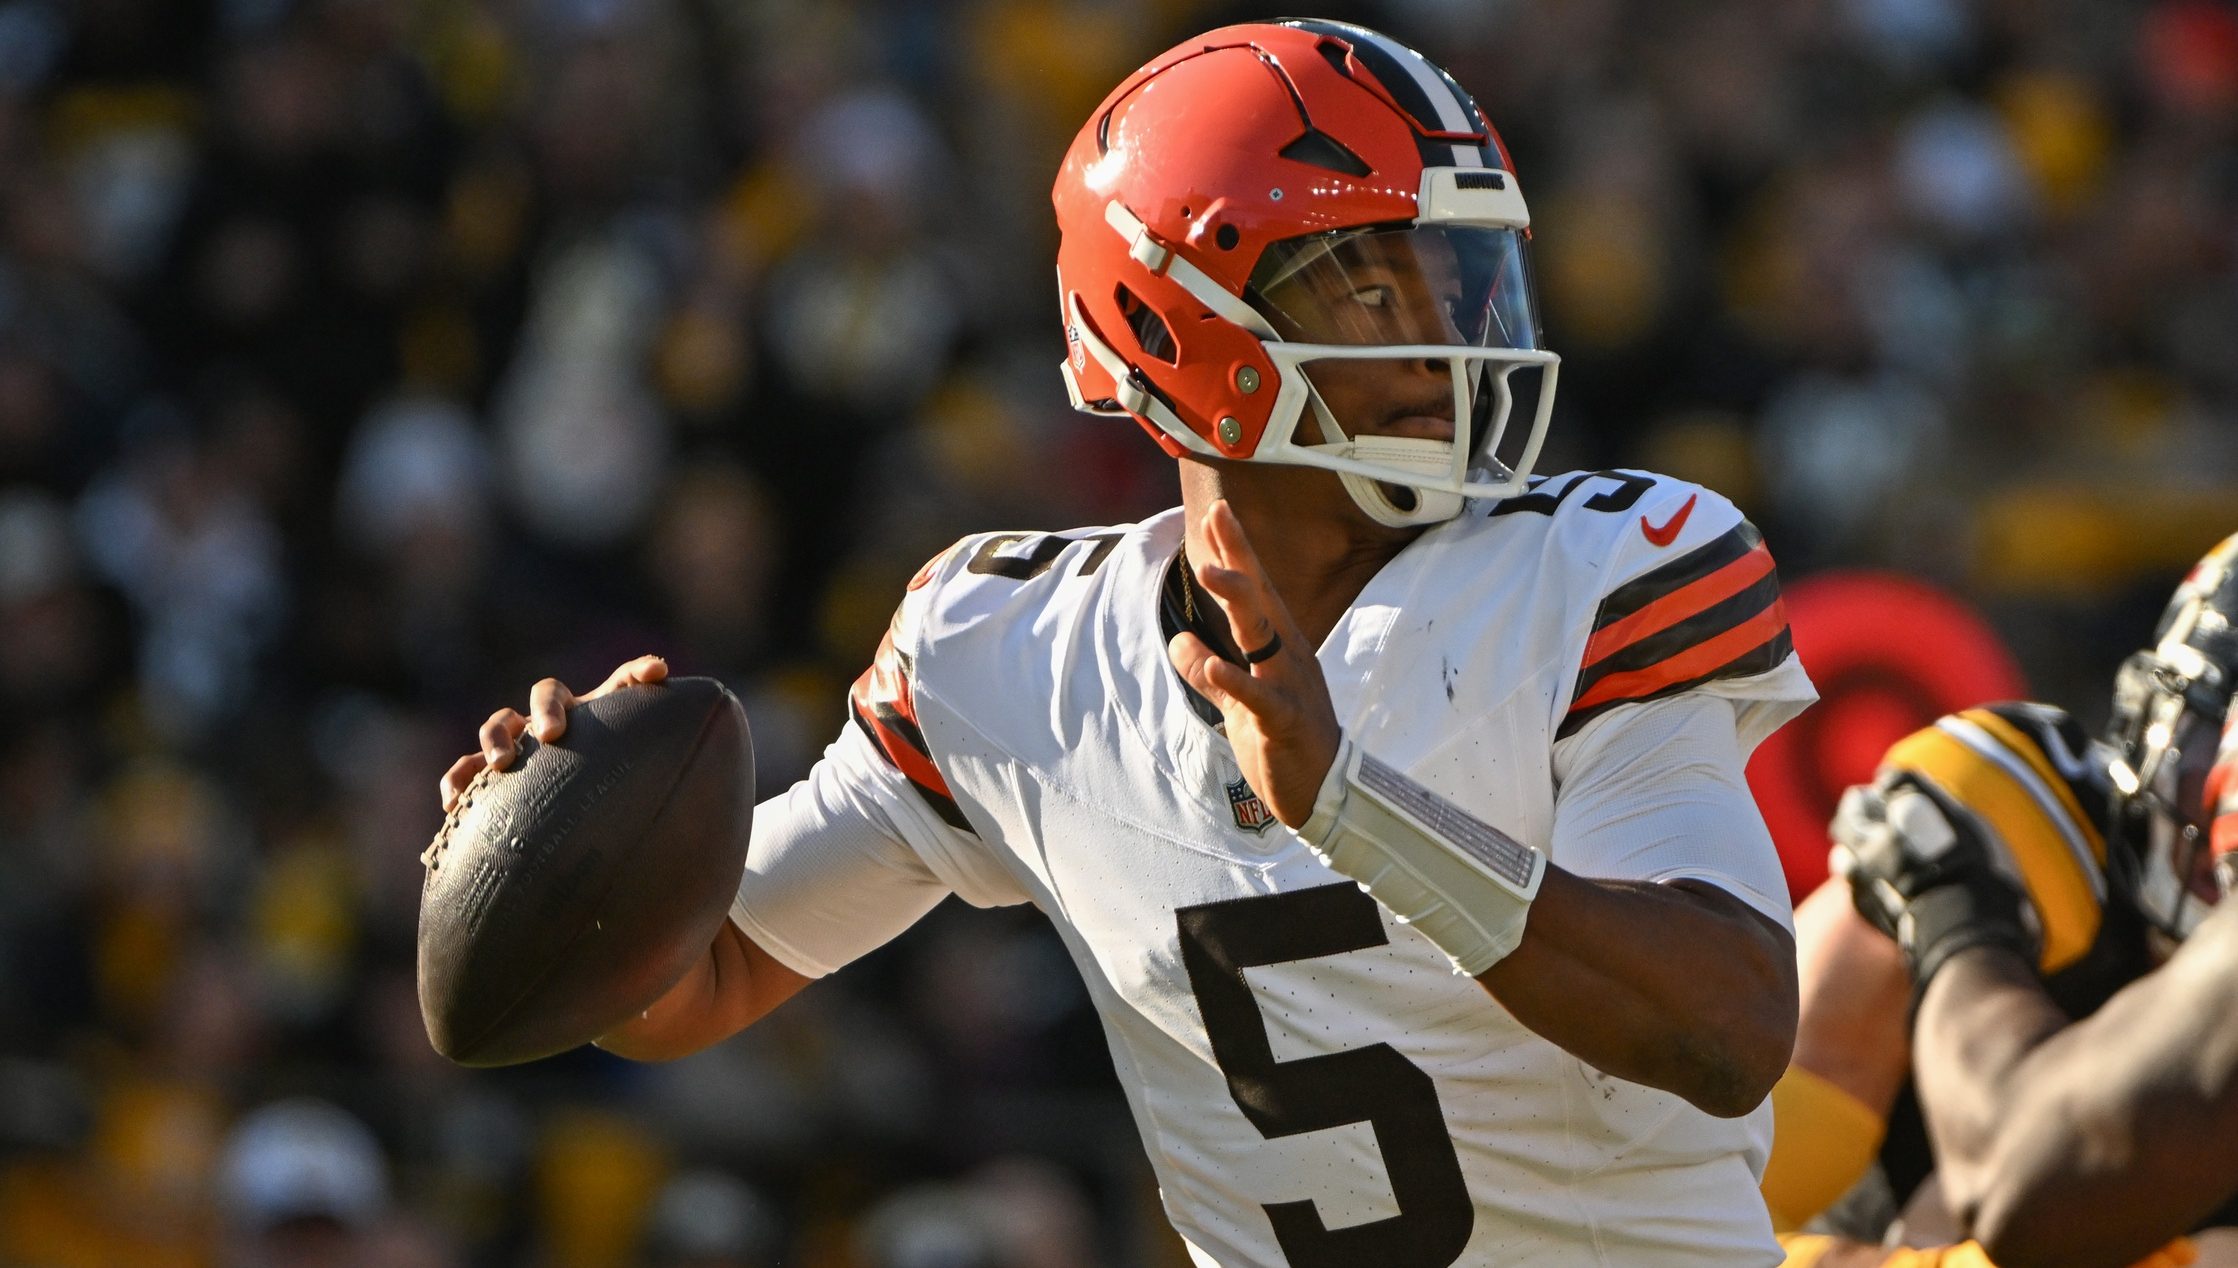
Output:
[{"xmin": 1226, "ymin": 777, "xmax": 1275, "ymax": 834}]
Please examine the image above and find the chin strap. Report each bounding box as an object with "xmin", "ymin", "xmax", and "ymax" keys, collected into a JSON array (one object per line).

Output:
[
  {"xmin": 1302, "ymin": 393, "xmax": 1467, "ymax": 527},
  {"xmin": 1327, "ymin": 438, "xmax": 1466, "ymax": 526}
]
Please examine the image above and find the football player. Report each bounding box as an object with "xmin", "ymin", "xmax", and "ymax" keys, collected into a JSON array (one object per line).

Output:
[
  {"xmin": 441, "ymin": 23, "xmax": 1814, "ymax": 1264},
  {"xmin": 1761, "ymin": 534, "xmax": 2238, "ymax": 1267}
]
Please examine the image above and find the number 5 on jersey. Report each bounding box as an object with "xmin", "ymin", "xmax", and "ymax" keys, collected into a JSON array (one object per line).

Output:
[{"xmin": 1177, "ymin": 884, "xmax": 1473, "ymax": 1267}]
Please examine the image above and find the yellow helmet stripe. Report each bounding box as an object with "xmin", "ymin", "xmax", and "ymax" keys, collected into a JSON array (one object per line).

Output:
[
  {"xmin": 1941, "ymin": 716, "xmax": 2107, "ymax": 895},
  {"xmin": 1883, "ymin": 724, "xmax": 2103, "ymax": 971},
  {"xmin": 1959, "ymin": 708, "xmax": 2108, "ymax": 866}
]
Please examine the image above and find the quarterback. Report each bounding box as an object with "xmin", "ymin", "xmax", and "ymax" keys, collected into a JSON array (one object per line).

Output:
[
  {"xmin": 442, "ymin": 22, "xmax": 1812, "ymax": 1265},
  {"xmin": 1763, "ymin": 534, "xmax": 2238, "ymax": 1267}
]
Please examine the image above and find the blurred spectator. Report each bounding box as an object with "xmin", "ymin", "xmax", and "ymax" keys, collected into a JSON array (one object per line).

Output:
[
  {"xmin": 219, "ymin": 1097, "xmax": 389, "ymax": 1268},
  {"xmin": 853, "ymin": 1182, "xmax": 1007, "ymax": 1268},
  {"xmin": 639, "ymin": 1170, "xmax": 781, "ymax": 1268},
  {"xmin": 75, "ymin": 408, "xmax": 286, "ymax": 743}
]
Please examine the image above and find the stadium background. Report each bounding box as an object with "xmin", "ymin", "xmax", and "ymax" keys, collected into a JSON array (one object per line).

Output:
[{"xmin": 2, "ymin": 0, "xmax": 2236, "ymax": 1263}]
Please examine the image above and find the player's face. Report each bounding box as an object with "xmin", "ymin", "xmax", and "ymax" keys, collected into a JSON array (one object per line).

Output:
[
  {"xmin": 1248, "ymin": 226, "xmax": 1538, "ymax": 448},
  {"xmin": 1257, "ymin": 232, "xmax": 1462, "ymax": 443}
]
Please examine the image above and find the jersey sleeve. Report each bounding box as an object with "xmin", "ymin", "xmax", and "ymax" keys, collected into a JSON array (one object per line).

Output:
[
  {"xmin": 731, "ymin": 543, "xmax": 1024, "ymax": 978},
  {"xmin": 1554, "ymin": 480, "xmax": 1815, "ymax": 749},
  {"xmin": 729, "ymin": 722, "xmax": 958, "ymax": 977},
  {"xmin": 848, "ymin": 546, "xmax": 975, "ymax": 833},
  {"xmin": 1550, "ymin": 691, "xmax": 1795, "ymax": 931}
]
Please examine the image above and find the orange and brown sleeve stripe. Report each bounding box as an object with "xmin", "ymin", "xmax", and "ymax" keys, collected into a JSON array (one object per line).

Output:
[
  {"xmin": 1559, "ymin": 521, "xmax": 1794, "ymax": 739},
  {"xmin": 849, "ymin": 626, "xmax": 974, "ymax": 832}
]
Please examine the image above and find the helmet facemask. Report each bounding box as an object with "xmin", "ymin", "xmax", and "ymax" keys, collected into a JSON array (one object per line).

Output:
[
  {"xmin": 1245, "ymin": 220, "xmax": 1555, "ymax": 528},
  {"xmin": 2107, "ymin": 586, "xmax": 2236, "ymax": 939}
]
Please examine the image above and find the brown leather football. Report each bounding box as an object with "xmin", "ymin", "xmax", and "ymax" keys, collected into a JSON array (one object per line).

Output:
[{"xmin": 417, "ymin": 676, "xmax": 753, "ymax": 1066}]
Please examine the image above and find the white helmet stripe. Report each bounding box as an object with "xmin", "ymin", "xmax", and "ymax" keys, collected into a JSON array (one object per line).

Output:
[{"xmin": 1341, "ymin": 24, "xmax": 1483, "ymax": 168}]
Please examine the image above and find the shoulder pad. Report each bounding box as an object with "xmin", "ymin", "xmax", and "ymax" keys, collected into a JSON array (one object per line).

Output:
[
  {"xmin": 848, "ymin": 539, "xmax": 974, "ymax": 831},
  {"xmin": 906, "ymin": 527, "xmax": 1133, "ymax": 641},
  {"xmin": 1540, "ymin": 472, "xmax": 1797, "ymax": 738}
]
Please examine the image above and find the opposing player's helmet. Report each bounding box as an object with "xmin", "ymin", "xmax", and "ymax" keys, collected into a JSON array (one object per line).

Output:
[
  {"xmin": 2107, "ymin": 532, "xmax": 2238, "ymax": 937},
  {"xmin": 1052, "ymin": 20, "xmax": 1557, "ymax": 527}
]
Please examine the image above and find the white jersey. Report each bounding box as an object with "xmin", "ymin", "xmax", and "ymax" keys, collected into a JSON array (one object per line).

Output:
[{"xmin": 734, "ymin": 469, "xmax": 1815, "ymax": 1267}]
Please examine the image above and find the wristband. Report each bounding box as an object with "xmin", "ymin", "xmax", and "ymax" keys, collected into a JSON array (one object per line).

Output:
[
  {"xmin": 1899, "ymin": 883, "xmax": 2037, "ymax": 1001},
  {"xmin": 1300, "ymin": 737, "xmax": 1547, "ymax": 975}
]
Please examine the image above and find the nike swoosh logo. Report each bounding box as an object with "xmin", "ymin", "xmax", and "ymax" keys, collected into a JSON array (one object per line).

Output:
[{"xmin": 1640, "ymin": 493, "xmax": 1697, "ymax": 546}]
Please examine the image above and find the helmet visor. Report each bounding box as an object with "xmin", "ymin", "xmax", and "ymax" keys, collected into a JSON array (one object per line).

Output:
[{"xmin": 1246, "ymin": 224, "xmax": 1541, "ymax": 351}]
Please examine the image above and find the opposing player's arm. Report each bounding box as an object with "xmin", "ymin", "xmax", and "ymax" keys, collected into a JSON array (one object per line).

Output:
[
  {"xmin": 1789, "ymin": 875, "xmax": 1912, "ymax": 1116},
  {"xmin": 1827, "ymin": 703, "xmax": 2207, "ymax": 1263},
  {"xmin": 1776, "ymin": 1233, "xmax": 2203, "ymax": 1268},
  {"xmin": 1914, "ymin": 903, "xmax": 2238, "ymax": 1268},
  {"xmin": 1760, "ymin": 876, "xmax": 1910, "ymax": 1231}
]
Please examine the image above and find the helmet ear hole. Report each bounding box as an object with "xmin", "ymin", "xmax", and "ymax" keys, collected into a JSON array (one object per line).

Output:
[
  {"xmin": 1115, "ymin": 284, "xmax": 1177, "ymax": 363},
  {"xmin": 1215, "ymin": 224, "xmax": 1240, "ymax": 250},
  {"xmin": 1275, "ymin": 129, "xmax": 1372, "ymax": 178}
]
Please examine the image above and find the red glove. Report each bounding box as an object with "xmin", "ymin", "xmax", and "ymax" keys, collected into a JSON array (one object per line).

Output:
[{"xmin": 2211, "ymin": 705, "xmax": 2238, "ymax": 895}]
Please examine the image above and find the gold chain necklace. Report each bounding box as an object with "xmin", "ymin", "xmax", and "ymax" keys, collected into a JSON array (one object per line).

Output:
[{"xmin": 1177, "ymin": 549, "xmax": 1282, "ymax": 667}]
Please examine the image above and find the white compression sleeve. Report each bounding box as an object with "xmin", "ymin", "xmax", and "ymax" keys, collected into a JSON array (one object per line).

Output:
[{"xmin": 729, "ymin": 724, "xmax": 956, "ymax": 978}]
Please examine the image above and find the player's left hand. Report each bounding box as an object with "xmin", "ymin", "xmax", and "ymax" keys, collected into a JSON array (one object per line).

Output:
[
  {"xmin": 1167, "ymin": 499, "xmax": 1341, "ymax": 828},
  {"xmin": 1832, "ymin": 768, "xmax": 2150, "ymax": 1017},
  {"xmin": 1831, "ymin": 777, "xmax": 2042, "ymax": 990},
  {"xmin": 2209, "ymin": 697, "xmax": 2238, "ymax": 896}
]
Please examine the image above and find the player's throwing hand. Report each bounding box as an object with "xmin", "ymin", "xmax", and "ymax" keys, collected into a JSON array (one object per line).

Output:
[
  {"xmin": 438, "ymin": 654, "xmax": 670, "ymax": 810},
  {"xmin": 1165, "ymin": 500, "xmax": 1341, "ymax": 828}
]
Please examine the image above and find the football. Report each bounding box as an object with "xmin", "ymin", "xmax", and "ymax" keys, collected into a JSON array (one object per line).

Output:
[{"xmin": 417, "ymin": 676, "xmax": 754, "ymax": 1066}]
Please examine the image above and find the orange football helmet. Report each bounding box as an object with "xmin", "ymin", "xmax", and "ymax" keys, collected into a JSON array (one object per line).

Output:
[{"xmin": 1052, "ymin": 20, "xmax": 1557, "ymax": 527}]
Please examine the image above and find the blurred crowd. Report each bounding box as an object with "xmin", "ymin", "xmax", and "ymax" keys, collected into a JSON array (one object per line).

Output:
[{"xmin": 2, "ymin": 0, "xmax": 2236, "ymax": 1264}]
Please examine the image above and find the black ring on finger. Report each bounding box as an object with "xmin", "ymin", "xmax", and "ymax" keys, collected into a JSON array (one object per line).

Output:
[{"xmin": 1242, "ymin": 632, "xmax": 1283, "ymax": 664}]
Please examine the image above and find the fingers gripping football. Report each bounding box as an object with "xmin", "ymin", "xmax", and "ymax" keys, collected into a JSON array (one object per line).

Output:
[
  {"xmin": 1166, "ymin": 500, "xmax": 1341, "ymax": 827},
  {"xmin": 438, "ymin": 655, "xmax": 669, "ymax": 811}
]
